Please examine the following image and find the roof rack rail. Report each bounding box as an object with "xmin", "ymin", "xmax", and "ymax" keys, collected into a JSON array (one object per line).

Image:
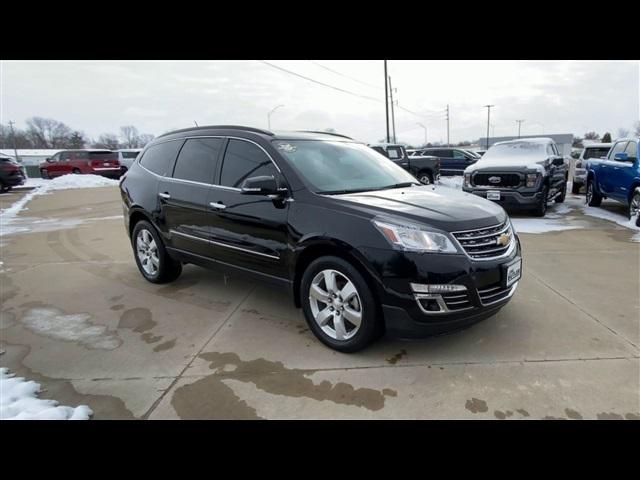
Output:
[
  {"xmin": 297, "ymin": 130, "xmax": 353, "ymax": 140},
  {"xmin": 157, "ymin": 125, "xmax": 275, "ymax": 139}
]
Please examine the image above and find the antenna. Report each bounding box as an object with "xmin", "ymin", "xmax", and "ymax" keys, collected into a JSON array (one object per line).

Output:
[{"xmin": 194, "ymin": 120, "xmax": 199, "ymax": 127}]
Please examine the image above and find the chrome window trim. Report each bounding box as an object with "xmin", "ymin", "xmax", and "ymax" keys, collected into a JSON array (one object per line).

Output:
[
  {"xmin": 169, "ymin": 229, "xmax": 279, "ymax": 260},
  {"xmin": 139, "ymin": 135, "xmax": 282, "ymax": 193}
]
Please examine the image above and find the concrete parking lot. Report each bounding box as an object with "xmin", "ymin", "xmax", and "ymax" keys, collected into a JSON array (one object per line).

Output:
[{"xmin": 1, "ymin": 185, "xmax": 638, "ymax": 419}]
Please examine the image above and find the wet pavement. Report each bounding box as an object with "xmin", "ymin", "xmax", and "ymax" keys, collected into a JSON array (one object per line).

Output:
[{"xmin": 1, "ymin": 186, "xmax": 638, "ymax": 419}]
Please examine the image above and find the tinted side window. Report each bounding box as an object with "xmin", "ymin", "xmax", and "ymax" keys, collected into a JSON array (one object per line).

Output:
[
  {"xmin": 453, "ymin": 150, "xmax": 466, "ymax": 159},
  {"xmin": 75, "ymin": 151, "xmax": 89, "ymax": 160},
  {"xmin": 624, "ymin": 141, "xmax": 637, "ymax": 160},
  {"xmin": 608, "ymin": 142, "xmax": 628, "ymax": 160},
  {"xmin": 220, "ymin": 139, "xmax": 278, "ymax": 188},
  {"xmin": 439, "ymin": 149, "xmax": 453, "ymax": 158},
  {"xmin": 60, "ymin": 152, "xmax": 71, "ymax": 162},
  {"xmin": 172, "ymin": 138, "xmax": 223, "ymax": 184},
  {"xmin": 139, "ymin": 140, "xmax": 183, "ymax": 176}
]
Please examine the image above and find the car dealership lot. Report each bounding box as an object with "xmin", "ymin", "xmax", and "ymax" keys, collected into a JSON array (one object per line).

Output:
[{"xmin": 1, "ymin": 185, "xmax": 638, "ymax": 419}]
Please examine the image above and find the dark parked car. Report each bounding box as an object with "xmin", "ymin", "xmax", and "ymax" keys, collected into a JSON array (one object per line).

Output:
[
  {"xmin": 0, "ymin": 155, "xmax": 26, "ymax": 192},
  {"xmin": 413, "ymin": 147, "xmax": 479, "ymax": 176},
  {"xmin": 462, "ymin": 138, "xmax": 568, "ymax": 217},
  {"xmin": 40, "ymin": 150, "xmax": 121, "ymax": 179},
  {"xmin": 120, "ymin": 126, "xmax": 521, "ymax": 352},
  {"xmin": 369, "ymin": 143, "xmax": 440, "ymax": 184}
]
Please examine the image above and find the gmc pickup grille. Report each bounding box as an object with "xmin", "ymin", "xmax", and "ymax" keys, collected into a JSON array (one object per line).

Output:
[
  {"xmin": 473, "ymin": 173, "xmax": 521, "ymax": 187},
  {"xmin": 452, "ymin": 221, "xmax": 514, "ymax": 260}
]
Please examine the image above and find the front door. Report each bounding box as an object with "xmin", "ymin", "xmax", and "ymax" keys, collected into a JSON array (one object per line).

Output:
[
  {"xmin": 602, "ymin": 141, "xmax": 629, "ymax": 195},
  {"xmin": 206, "ymin": 138, "xmax": 290, "ymax": 279},
  {"xmin": 610, "ymin": 141, "xmax": 637, "ymax": 201}
]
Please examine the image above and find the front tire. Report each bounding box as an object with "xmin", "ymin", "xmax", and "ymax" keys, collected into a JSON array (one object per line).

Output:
[
  {"xmin": 131, "ymin": 220, "xmax": 182, "ymax": 284},
  {"xmin": 629, "ymin": 189, "xmax": 640, "ymax": 225},
  {"xmin": 533, "ymin": 184, "xmax": 548, "ymax": 217},
  {"xmin": 586, "ymin": 179, "xmax": 602, "ymax": 207},
  {"xmin": 571, "ymin": 182, "xmax": 581, "ymax": 194},
  {"xmin": 300, "ymin": 256, "xmax": 382, "ymax": 352},
  {"xmin": 555, "ymin": 181, "xmax": 567, "ymax": 203},
  {"xmin": 418, "ymin": 171, "xmax": 433, "ymax": 185},
  {"xmin": 0, "ymin": 182, "xmax": 10, "ymax": 193},
  {"xmin": 40, "ymin": 169, "xmax": 50, "ymax": 179}
]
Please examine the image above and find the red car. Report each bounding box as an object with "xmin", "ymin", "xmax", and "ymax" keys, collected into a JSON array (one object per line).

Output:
[{"xmin": 39, "ymin": 150, "xmax": 121, "ymax": 179}]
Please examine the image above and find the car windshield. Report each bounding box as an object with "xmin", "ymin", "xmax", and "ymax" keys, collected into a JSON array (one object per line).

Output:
[
  {"xmin": 584, "ymin": 147, "xmax": 610, "ymax": 159},
  {"xmin": 274, "ymin": 140, "xmax": 418, "ymax": 194},
  {"xmin": 481, "ymin": 142, "xmax": 546, "ymax": 160}
]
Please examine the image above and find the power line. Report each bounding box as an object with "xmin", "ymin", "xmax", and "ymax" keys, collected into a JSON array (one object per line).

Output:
[
  {"xmin": 260, "ymin": 61, "xmax": 382, "ymax": 103},
  {"xmin": 309, "ymin": 61, "xmax": 382, "ymax": 90}
]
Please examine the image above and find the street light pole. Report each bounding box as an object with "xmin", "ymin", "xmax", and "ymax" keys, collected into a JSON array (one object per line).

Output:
[
  {"xmin": 267, "ymin": 105, "xmax": 284, "ymax": 130},
  {"xmin": 516, "ymin": 119, "xmax": 525, "ymax": 138},
  {"xmin": 417, "ymin": 123, "xmax": 427, "ymax": 146},
  {"xmin": 389, "ymin": 76, "xmax": 397, "ymax": 143},
  {"xmin": 484, "ymin": 105, "xmax": 495, "ymax": 149},
  {"xmin": 384, "ymin": 60, "xmax": 390, "ymax": 143}
]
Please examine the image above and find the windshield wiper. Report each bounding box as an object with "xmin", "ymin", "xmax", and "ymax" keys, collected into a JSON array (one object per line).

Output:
[
  {"xmin": 317, "ymin": 188, "xmax": 379, "ymax": 195},
  {"xmin": 377, "ymin": 182, "xmax": 420, "ymax": 190}
]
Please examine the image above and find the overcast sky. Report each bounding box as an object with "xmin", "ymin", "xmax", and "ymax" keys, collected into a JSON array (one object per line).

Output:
[{"xmin": 1, "ymin": 60, "xmax": 638, "ymax": 145}]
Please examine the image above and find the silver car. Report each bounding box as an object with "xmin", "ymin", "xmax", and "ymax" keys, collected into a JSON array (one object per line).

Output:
[
  {"xmin": 116, "ymin": 149, "xmax": 142, "ymax": 172},
  {"xmin": 571, "ymin": 143, "xmax": 611, "ymax": 194}
]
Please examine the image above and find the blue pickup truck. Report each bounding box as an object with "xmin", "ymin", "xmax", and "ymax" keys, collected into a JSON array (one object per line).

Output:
[{"xmin": 585, "ymin": 137, "xmax": 640, "ymax": 226}]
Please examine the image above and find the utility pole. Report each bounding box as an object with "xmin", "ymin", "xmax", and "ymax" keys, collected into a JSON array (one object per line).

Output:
[
  {"xmin": 389, "ymin": 76, "xmax": 397, "ymax": 143},
  {"xmin": 384, "ymin": 61, "xmax": 390, "ymax": 143},
  {"xmin": 446, "ymin": 105, "xmax": 450, "ymax": 146},
  {"xmin": 417, "ymin": 123, "xmax": 427, "ymax": 146},
  {"xmin": 267, "ymin": 105, "xmax": 284, "ymax": 130},
  {"xmin": 484, "ymin": 105, "xmax": 495, "ymax": 149},
  {"xmin": 516, "ymin": 119, "xmax": 525, "ymax": 138},
  {"xmin": 8, "ymin": 121, "xmax": 20, "ymax": 163}
]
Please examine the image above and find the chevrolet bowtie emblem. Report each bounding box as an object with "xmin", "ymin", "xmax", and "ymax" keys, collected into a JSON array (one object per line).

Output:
[{"xmin": 497, "ymin": 233, "xmax": 511, "ymax": 246}]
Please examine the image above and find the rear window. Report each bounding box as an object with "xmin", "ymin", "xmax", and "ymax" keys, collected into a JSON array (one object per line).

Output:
[
  {"xmin": 583, "ymin": 147, "xmax": 610, "ymax": 159},
  {"xmin": 386, "ymin": 147, "xmax": 403, "ymax": 159},
  {"xmin": 89, "ymin": 151, "xmax": 118, "ymax": 160},
  {"xmin": 121, "ymin": 151, "xmax": 140, "ymax": 159}
]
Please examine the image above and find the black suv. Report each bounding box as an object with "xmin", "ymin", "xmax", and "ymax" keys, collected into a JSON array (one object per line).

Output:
[
  {"xmin": 121, "ymin": 126, "xmax": 522, "ymax": 352},
  {"xmin": 369, "ymin": 143, "xmax": 440, "ymax": 184},
  {"xmin": 413, "ymin": 147, "xmax": 479, "ymax": 176},
  {"xmin": 462, "ymin": 138, "xmax": 568, "ymax": 217}
]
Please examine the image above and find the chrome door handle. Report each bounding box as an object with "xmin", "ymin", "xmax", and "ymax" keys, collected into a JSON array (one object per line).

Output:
[
  {"xmin": 209, "ymin": 202, "xmax": 226, "ymax": 210},
  {"xmin": 158, "ymin": 192, "xmax": 171, "ymax": 199}
]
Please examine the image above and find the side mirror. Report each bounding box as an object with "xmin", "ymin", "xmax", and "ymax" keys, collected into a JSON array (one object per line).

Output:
[
  {"xmin": 614, "ymin": 152, "xmax": 629, "ymax": 162},
  {"xmin": 46, "ymin": 158, "xmax": 52, "ymax": 163},
  {"xmin": 240, "ymin": 175, "xmax": 284, "ymax": 196}
]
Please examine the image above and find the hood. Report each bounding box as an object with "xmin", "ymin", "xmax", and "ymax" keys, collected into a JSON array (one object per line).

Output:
[
  {"xmin": 332, "ymin": 185, "xmax": 507, "ymax": 232},
  {"xmin": 465, "ymin": 156, "xmax": 548, "ymax": 173}
]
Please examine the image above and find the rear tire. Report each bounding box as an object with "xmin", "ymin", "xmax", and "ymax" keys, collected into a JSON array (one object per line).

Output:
[
  {"xmin": 72, "ymin": 168, "xmax": 81, "ymax": 174},
  {"xmin": 0, "ymin": 182, "xmax": 10, "ymax": 193},
  {"xmin": 571, "ymin": 182, "xmax": 581, "ymax": 195},
  {"xmin": 300, "ymin": 256, "xmax": 383, "ymax": 352},
  {"xmin": 586, "ymin": 179, "xmax": 602, "ymax": 207},
  {"xmin": 418, "ymin": 171, "xmax": 433, "ymax": 185},
  {"xmin": 533, "ymin": 184, "xmax": 548, "ymax": 217},
  {"xmin": 131, "ymin": 220, "xmax": 182, "ymax": 284}
]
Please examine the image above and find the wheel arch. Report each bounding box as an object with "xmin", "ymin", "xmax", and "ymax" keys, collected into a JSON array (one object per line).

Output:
[
  {"xmin": 292, "ymin": 239, "xmax": 380, "ymax": 309},
  {"xmin": 128, "ymin": 208, "xmax": 154, "ymax": 239}
]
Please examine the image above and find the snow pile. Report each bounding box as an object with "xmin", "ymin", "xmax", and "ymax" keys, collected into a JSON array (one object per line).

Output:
[
  {"xmin": 438, "ymin": 176, "xmax": 464, "ymax": 190},
  {"xmin": 0, "ymin": 368, "xmax": 92, "ymax": 420},
  {"xmin": 1, "ymin": 174, "xmax": 119, "ymax": 237}
]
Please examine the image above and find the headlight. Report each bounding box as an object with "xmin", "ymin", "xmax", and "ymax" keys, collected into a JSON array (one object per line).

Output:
[
  {"xmin": 526, "ymin": 173, "xmax": 539, "ymax": 188},
  {"xmin": 464, "ymin": 173, "xmax": 471, "ymax": 187},
  {"xmin": 373, "ymin": 219, "xmax": 458, "ymax": 253}
]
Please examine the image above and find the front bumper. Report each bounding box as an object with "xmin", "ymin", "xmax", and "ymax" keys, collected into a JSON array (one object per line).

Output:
[
  {"xmin": 573, "ymin": 168, "xmax": 586, "ymax": 184},
  {"xmin": 1, "ymin": 173, "xmax": 26, "ymax": 187},
  {"xmin": 462, "ymin": 186, "xmax": 542, "ymax": 208},
  {"xmin": 359, "ymin": 237, "xmax": 522, "ymax": 338}
]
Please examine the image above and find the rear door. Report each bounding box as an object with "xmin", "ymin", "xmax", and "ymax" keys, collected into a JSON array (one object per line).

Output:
[
  {"xmin": 206, "ymin": 137, "xmax": 290, "ymax": 279},
  {"xmin": 156, "ymin": 137, "xmax": 223, "ymax": 257},
  {"xmin": 56, "ymin": 151, "xmax": 73, "ymax": 176},
  {"xmin": 437, "ymin": 149, "xmax": 455, "ymax": 175}
]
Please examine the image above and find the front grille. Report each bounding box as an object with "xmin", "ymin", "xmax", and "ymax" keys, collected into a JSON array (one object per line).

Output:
[
  {"xmin": 478, "ymin": 283, "xmax": 514, "ymax": 306},
  {"xmin": 452, "ymin": 221, "xmax": 514, "ymax": 260},
  {"xmin": 441, "ymin": 291, "xmax": 472, "ymax": 311},
  {"xmin": 473, "ymin": 173, "xmax": 521, "ymax": 187}
]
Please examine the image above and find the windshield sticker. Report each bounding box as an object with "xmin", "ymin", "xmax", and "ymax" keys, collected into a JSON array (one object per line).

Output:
[{"xmin": 277, "ymin": 143, "xmax": 297, "ymax": 153}]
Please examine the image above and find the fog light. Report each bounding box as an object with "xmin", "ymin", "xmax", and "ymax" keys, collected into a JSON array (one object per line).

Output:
[{"xmin": 411, "ymin": 283, "xmax": 467, "ymax": 294}]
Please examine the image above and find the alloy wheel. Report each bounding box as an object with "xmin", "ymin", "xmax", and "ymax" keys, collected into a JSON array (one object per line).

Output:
[
  {"xmin": 136, "ymin": 229, "xmax": 159, "ymax": 276},
  {"xmin": 586, "ymin": 183, "xmax": 593, "ymax": 204},
  {"xmin": 308, "ymin": 269, "xmax": 363, "ymax": 341},
  {"xmin": 631, "ymin": 194, "xmax": 640, "ymax": 219}
]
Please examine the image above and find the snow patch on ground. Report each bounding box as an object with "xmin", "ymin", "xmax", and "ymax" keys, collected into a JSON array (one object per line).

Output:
[
  {"xmin": 21, "ymin": 307, "xmax": 122, "ymax": 350},
  {"xmin": 437, "ymin": 176, "xmax": 464, "ymax": 190},
  {"xmin": 0, "ymin": 175, "xmax": 120, "ymax": 238},
  {"xmin": 582, "ymin": 204, "xmax": 640, "ymax": 242},
  {"xmin": 0, "ymin": 367, "xmax": 92, "ymax": 420}
]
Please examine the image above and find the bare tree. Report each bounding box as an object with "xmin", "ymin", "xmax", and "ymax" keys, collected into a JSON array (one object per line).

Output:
[
  {"xmin": 616, "ymin": 128, "xmax": 630, "ymax": 139},
  {"xmin": 634, "ymin": 121, "xmax": 640, "ymax": 137},
  {"xmin": 92, "ymin": 134, "xmax": 120, "ymax": 150},
  {"xmin": 120, "ymin": 125, "xmax": 140, "ymax": 148},
  {"xmin": 602, "ymin": 132, "xmax": 612, "ymax": 143},
  {"xmin": 584, "ymin": 131, "xmax": 600, "ymax": 141},
  {"xmin": 138, "ymin": 133, "xmax": 155, "ymax": 147},
  {"xmin": 25, "ymin": 117, "xmax": 74, "ymax": 148}
]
